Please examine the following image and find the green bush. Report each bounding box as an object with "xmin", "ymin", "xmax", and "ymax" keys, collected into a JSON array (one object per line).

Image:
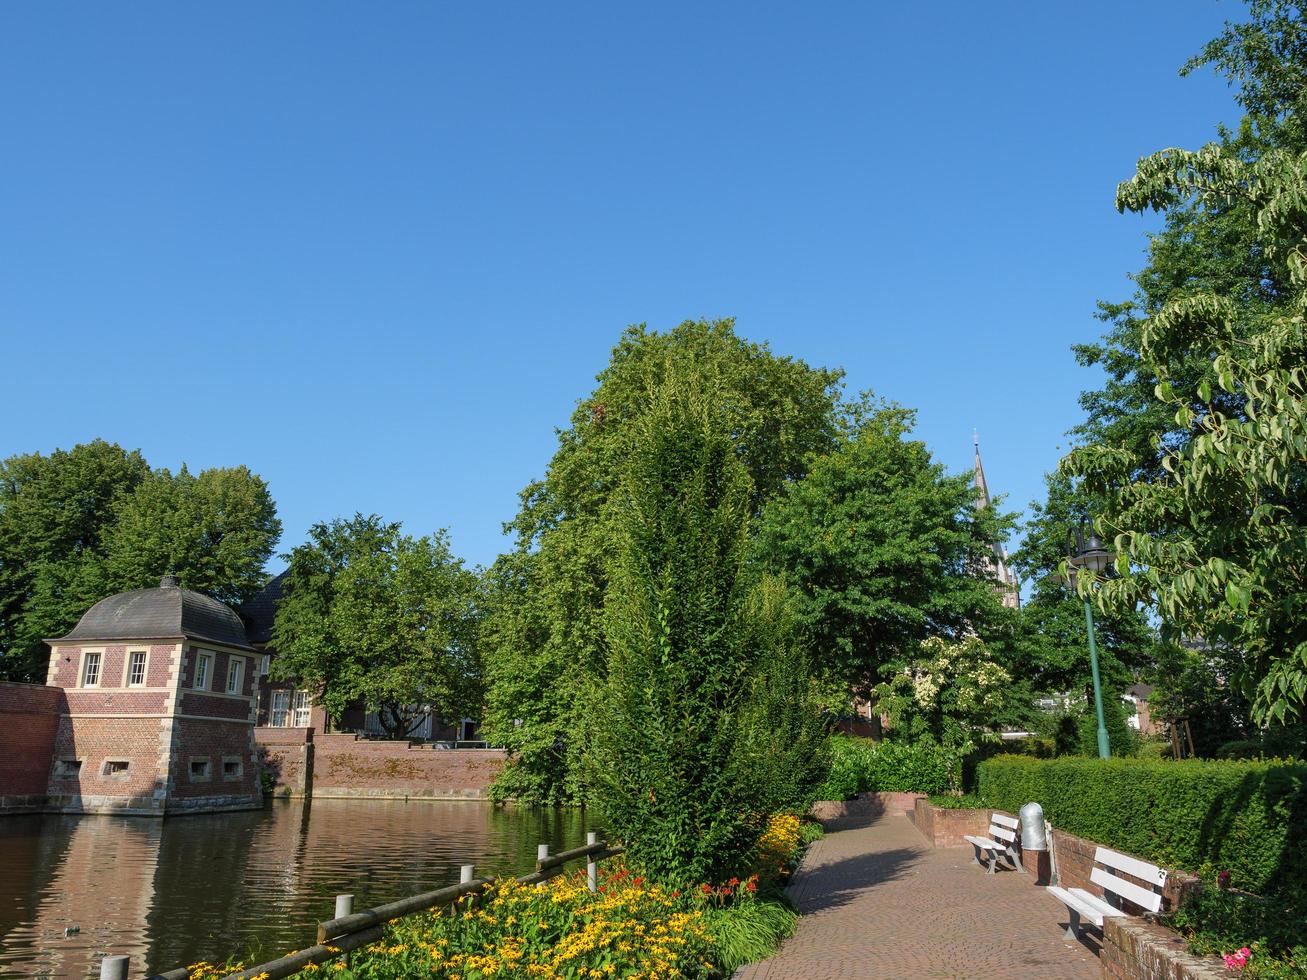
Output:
[
  {"xmin": 976, "ymin": 756, "xmax": 1307, "ymax": 896},
  {"xmin": 1167, "ymin": 887, "xmax": 1306, "ymax": 961},
  {"xmin": 813, "ymin": 735, "xmax": 953, "ymax": 799},
  {"xmin": 925, "ymin": 793, "xmax": 989, "ymax": 809},
  {"xmin": 1077, "ymin": 694, "xmax": 1140, "ymax": 757}
]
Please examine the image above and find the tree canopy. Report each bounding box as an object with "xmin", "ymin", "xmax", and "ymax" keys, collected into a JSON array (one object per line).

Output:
[
  {"xmin": 755, "ymin": 402, "xmax": 1015, "ymax": 701},
  {"xmin": 0, "ymin": 441, "xmax": 279, "ymax": 681},
  {"xmin": 1063, "ymin": 0, "xmax": 1307, "ymax": 724},
  {"xmin": 271, "ymin": 514, "xmax": 482, "ymax": 738}
]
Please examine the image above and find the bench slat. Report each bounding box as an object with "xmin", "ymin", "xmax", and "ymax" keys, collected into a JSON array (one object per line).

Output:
[
  {"xmin": 1047, "ymin": 886, "xmax": 1107, "ymax": 927},
  {"xmin": 1093, "ymin": 846, "xmax": 1167, "ymax": 887},
  {"xmin": 989, "ymin": 825, "xmax": 1016, "ymax": 843},
  {"xmin": 1090, "ymin": 866, "xmax": 1164, "ymax": 913},
  {"xmin": 964, "ymin": 835, "xmax": 1002, "ymax": 850},
  {"xmin": 1068, "ymin": 887, "xmax": 1124, "ymax": 920},
  {"xmin": 990, "ymin": 813, "xmax": 1019, "ymax": 829}
]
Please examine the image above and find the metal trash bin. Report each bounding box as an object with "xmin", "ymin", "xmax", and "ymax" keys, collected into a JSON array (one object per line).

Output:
[{"xmin": 1020, "ymin": 802, "xmax": 1052, "ymax": 885}]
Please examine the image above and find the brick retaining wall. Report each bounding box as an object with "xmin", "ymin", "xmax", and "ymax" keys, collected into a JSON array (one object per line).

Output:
[
  {"xmin": 1101, "ymin": 918, "xmax": 1226, "ymax": 979},
  {"xmin": 253, "ymin": 730, "xmax": 506, "ymax": 800},
  {"xmin": 1050, "ymin": 827, "xmax": 1201, "ymax": 913},
  {"xmin": 0, "ymin": 681, "xmax": 63, "ymax": 813},
  {"xmin": 911, "ymin": 799, "xmax": 995, "ymax": 847}
]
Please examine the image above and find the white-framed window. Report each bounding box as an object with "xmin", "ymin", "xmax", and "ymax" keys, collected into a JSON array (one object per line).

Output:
[
  {"xmin": 226, "ymin": 657, "xmax": 244, "ymax": 695},
  {"xmin": 82, "ymin": 652, "xmax": 101, "ymax": 688},
  {"xmin": 270, "ymin": 690, "xmax": 290, "ymax": 727},
  {"xmin": 194, "ymin": 652, "xmax": 212, "ymax": 690},
  {"xmin": 292, "ymin": 690, "xmax": 312, "ymax": 728},
  {"xmin": 127, "ymin": 651, "xmax": 147, "ymax": 687}
]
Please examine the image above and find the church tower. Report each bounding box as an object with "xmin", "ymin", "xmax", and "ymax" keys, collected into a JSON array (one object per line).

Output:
[{"xmin": 973, "ymin": 433, "xmax": 1020, "ymax": 610}]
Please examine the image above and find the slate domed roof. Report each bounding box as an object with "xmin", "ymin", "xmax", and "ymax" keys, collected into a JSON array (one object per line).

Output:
[{"xmin": 50, "ymin": 574, "xmax": 254, "ymax": 650}]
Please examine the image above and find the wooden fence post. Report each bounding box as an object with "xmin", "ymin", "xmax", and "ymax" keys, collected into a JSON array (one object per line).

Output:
[
  {"xmin": 586, "ymin": 832, "xmax": 598, "ymax": 893},
  {"xmin": 100, "ymin": 955, "xmax": 129, "ymax": 980}
]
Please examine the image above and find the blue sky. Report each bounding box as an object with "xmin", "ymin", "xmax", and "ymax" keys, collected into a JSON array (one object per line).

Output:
[{"xmin": 1, "ymin": 2, "xmax": 1243, "ymax": 571}]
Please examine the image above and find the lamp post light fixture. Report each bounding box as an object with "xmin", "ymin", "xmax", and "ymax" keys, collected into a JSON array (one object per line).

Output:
[{"xmin": 1067, "ymin": 521, "xmax": 1114, "ymax": 760}]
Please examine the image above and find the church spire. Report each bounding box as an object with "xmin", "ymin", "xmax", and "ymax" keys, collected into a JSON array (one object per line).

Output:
[{"xmin": 972, "ymin": 433, "xmax": 1020, "ymax": 609}]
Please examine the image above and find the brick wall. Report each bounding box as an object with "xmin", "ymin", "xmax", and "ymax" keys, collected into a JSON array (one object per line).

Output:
[
  {"xmin": 1101, "ymin": 918, "xmax": 1227, "ymax": 979},
  {"xmin": 809, "ymin": 792, "xmax": 924, "ymax": 828},
  {"xmin": 47, "ymin": 714, "xmax": 168, "ymax": 815},
  {"xmin": 168, "ymin": 717, "xmax": 260, "ymax": 811},
  {"xmin": 254, "ymin": 726, "xmax": 313, "ymax": 796},
  {"xmin": 310, "ymin": 734, "xmax": 505, "ymax": 799},
  {"xmin": 1051, "ymin": 828, "xmax": 1201, "ymax": 913},
  {"xmin": 0, "ymin": 681, "xmax": 63, "ymax": 812},
  {"xmin": 911, "ymin": 799, "xmax": 997, "ymax": 847}
]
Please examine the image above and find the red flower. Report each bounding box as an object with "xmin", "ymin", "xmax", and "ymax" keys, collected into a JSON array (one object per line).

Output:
[
  {"xmin": 746, "ymin": 880, "xmax": 757, "ymax": 893},
  {"xmin": 728, "ymin": 877, "xmax": 740, "ymax": 887},
  {"xmin": 701, "ymin": 884, "xmax": 714, "ymax": 894},
  {"xmin": 671, "ymin": 890, "xmax": 681, "ymax": 898}
]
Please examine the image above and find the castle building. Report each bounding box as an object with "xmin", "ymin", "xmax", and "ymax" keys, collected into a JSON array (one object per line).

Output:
[{"xmin": 40, "ymin": 574, "xmax": 262, "ymax": 816}]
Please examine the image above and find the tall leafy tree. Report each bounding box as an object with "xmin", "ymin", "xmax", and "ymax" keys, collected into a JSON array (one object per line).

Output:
[
  {"xmin": 0, "ymin": 440, "xmax": 148, "ymax": 680},
  {"xmin": 754, "ymin": 401, "xmax": 1014, "ymax": 701},
  {"xmin": 584, "ymin": 364, "xmax": 825, "ymax": 882},
  {"xmin": 1064, "ymin": 0, "xmax": 1307, "ymax": 723},
  {"xmin": 272, "ymin": 515, "xmax": 483, "ymax": 738},
  {"xmin": 482, "ymin": 319, "xmax": 842, "ymax": 803},
  {"xmin": 102, "ymin": 464, "xmax": 280, "ymax": 606}
]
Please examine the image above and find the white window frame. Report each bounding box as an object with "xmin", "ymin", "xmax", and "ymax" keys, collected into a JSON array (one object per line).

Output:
[
  {"xmin": 226, "ymin": 656, "xmax": 244, "ymax": 695},
  {"xmin": 292, "ymin": 690, "xmax": 312, "ymax": 728},
  {"xmin": 270, "ymin": 690, "xmax": 290, "ymax": 727},
  {"xmin": 82, "ymin": 651, "xmax": 101, "ymax": 688},
  {"xmin": 194, "ymin": 652, "xmax": 212, "ymax": 690},
  {"xmin": 127, "ymin": 651, "xmax": 148, "ymax": 687}
]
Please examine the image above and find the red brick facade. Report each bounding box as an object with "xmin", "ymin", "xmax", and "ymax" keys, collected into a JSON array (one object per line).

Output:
[{"xmin": 0, "ymin": 681, "xmax": 65, "ymax": 812}]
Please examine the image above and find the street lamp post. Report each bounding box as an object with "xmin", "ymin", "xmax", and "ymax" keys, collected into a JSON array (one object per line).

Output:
[{"xmin": 1068, "ymin": 522, "xmax": 1113, "ymax": 760}]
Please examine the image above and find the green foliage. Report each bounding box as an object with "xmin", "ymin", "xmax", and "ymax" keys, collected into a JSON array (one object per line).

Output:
[
  {"xmin": 1076, "ymin": 692, "xmax": 1141, "ymax": 757},
  {"xmin": 1061, "ymin": 0, "xmax": 1307, "ymax": 725},
  {"xmin": 701, "ymin": 900, "xmax": 798, "ymax": 975},
  {"xmin": 483, "ymin": 319, "xmax": 842, "ymax": 804},
  {"xmin": 0, "ymin": 440, "xmax": 280, "ymax": 682},
  {"xmin": 1169, "ymin": 886, "xmax": 1307, "ymax": 962},
  {"xmin": 975, "ymin": 755, "xmax": 1307, "ymax": 896},
  {"xmin": 583, "ymin": 365, "xmax": 827, "ymax": 883},
  {"xmin": 925, "ymin": 793, "xmax": 990, "ymax": 809},
  {"xmin": 814, "ymin": 735, "xmax": 955, "ymax": 799},
  {"xmin": 756, "ymin": 401, "xmax": 1014, "ymax": 698},
  {"xmin": 875, "ymin": 636, "xmax": 1023, "ymax": 763},
  {"xmin": 1148, "ymin": 643, "xmax": 1254, "ymax": 756},
  {"xmin": 271, "ymin": 514, "xmax": 482, "ymax": 738}
]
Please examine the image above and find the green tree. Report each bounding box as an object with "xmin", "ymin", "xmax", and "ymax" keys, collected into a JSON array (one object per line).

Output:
[
  {"xmin": 1010, "ymin": 472, "xmax": 1157, "ymax": 696},
  {"xmin": 102, "ymin": 464, "xmax": 281, "ymax": 606},
  {"xmin": 584, "ymin": 365, "xmax": 825, "ymax": 882},
  {"xmin": 755, "ymin": 401, "xmax": 1014, "ymax": 701},
  {"xmin": 0, "ymin": 441, "xmax": 149, "ymax": 681},
  {"xmin": 1064, "ymin": 0, "xmax": 1307, "ymax": 724},
  {"xmin": 483, "ymin": 319, "xmax": 842, "ymax": 803},
  {"xmin": 272, "ymin": 514, "xmax": 482, "ymax": 738},
  {"xmin": 1146, "ymin": 643, "xmax": 1252, "ymax": 757}
]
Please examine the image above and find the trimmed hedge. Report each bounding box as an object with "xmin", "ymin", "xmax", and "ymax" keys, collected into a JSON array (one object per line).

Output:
[{"xmin": 976, "ymin": 756, "xmax": 1307, "ymax": 896}]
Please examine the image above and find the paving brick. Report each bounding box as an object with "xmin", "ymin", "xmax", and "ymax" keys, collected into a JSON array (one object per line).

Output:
[{"xmin": 736, "ymin": 811, "xmax": 1100, "ymax": 980}]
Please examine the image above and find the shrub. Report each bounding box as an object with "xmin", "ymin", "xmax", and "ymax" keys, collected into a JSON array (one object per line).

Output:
[
  {"xmin": 813, "ymin": 735, "xmax": 954, "ymax": 799},
  {"xmin": 701, "ymin": 900, "xmax": 798, "ymax": 975},
  {"xmin": 1076, "ymin": 694, "xmax": 1140, "ymax": 757},
  {"xmin": 926, "ymin": 793, "xmax": 989, "ymax": 809},
  {"xmin": 976, "ymin": 755, "xmax": 1307, "ymax": 895}
]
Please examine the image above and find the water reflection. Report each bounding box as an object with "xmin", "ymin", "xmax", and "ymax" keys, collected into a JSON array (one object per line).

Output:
[{"xmin": 0, "ymin": 800, "xmax": 590, "ymax": 979}]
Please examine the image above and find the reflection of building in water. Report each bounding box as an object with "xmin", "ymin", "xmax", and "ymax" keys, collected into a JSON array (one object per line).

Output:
[{"xmin": 0, "ymin": 815, "xmax": 162, "ymax": 979}]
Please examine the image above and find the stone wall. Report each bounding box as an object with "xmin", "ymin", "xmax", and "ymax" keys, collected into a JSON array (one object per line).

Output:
[
  {"xmin": 0, "ymin": 681, "xmax": 63, "ymax": 813},
  {"xmin": 1101, "ymin": 918, "xmax": 1226, "ymax": 980},
  {"xmin": 809, "ymin": 792, "xmax": 924, "ymax": 827},
  {"xmin": 253, "ymin": 730, "xmax": 506, "ymax": 800}
]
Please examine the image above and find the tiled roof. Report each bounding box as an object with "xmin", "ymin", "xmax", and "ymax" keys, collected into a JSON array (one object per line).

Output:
[
  {"xmin": 239, "ymin": 570, "xmax": 287, "ymax": 645},
  {"xmin": 50, "ymin": 575, "xmax": 254, "ymax": 650}
]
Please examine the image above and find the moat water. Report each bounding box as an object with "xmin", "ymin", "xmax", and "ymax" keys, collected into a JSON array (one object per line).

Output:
[{"xmin": 0, "ymin": 799, "xmax": 592, "ymax": 979}]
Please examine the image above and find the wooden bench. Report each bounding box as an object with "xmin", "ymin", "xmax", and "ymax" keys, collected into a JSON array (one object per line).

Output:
[
  {"xmin": 963, "ymin": 812, "xmax": 1022, "ymax": 874},
  {"xmin": 1047, "ymin": 846, "xmax": 1168, "ymax": 939}
]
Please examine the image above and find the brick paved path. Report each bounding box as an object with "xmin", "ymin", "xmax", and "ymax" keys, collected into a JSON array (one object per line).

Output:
[{"xmin": 735, "ymin": 809, "xmax": 1101, "ymax": 980}]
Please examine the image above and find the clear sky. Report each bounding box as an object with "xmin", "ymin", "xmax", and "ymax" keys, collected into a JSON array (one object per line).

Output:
[{"xmin": 1, "ymin": 2, "xmax": 1245, "ymax": 572}]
